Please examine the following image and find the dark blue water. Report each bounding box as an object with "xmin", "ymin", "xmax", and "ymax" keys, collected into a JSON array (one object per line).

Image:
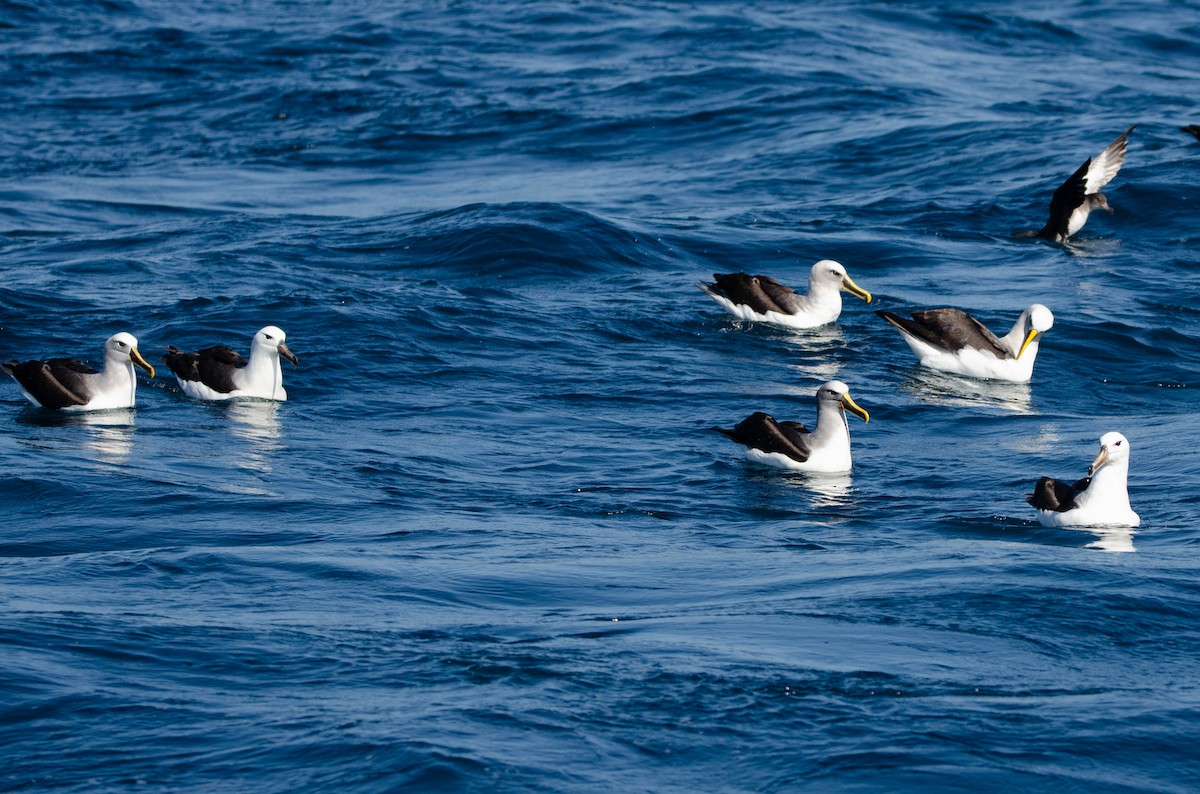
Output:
[{"xmin": 3, "ymin": 2, "xmax": 1200, "ymax": 791}]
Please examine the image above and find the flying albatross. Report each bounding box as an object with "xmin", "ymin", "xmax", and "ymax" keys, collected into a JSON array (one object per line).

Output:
[
  {"xmin": 1019, "ymin": 126, "xmax": 1134, "ymax": 242},
  {"xmin": 3, "ymin": 332, "xmax": 155, "ymax": 411},
  {"xmin": 162, "ymin": 325, "xmax": 298, "ymax": 401},
  {"xmin": 1027, "ymin": 431, "xmax": 1139, "ymax": 527},
  {"xmin": 876, "ymin": 304, "xmax": 1053, "ymax": 383},
  {"xmin": 699, "ymin": 260, "xmax": 872, "ymax": 328},
  {"xmin": 716, "ymin": 380, "xmax": 870, "ymax": 472}
]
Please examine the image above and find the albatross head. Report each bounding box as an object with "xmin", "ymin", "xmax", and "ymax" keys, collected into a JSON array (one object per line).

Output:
[
  {"xmin": 254, "ymin": 326, "xmax": 299, "ymax": 365},
  {"xmin": 818, "ymin": 380, "xmax": 870, "ymax": 423},
  {"xmin": 1089, "ymin": 431, "xmax": 1130, "ymax": 475},
  {"xmin": 811, "ymin": 260, "xmax": 872, "ymax": 304},
  {"xmin": 105, "ymin": 332, "xmax": 155, "ymax": 378},
  {"xmin": 1016, "ymin": 304, "xmax": 1054, "ymax": 359}
]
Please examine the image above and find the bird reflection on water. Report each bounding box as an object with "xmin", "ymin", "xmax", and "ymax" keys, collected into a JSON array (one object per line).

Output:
[
  {"xmin": 1081, "ymin": 527, "xmax": 1136, "ymax": 553},
  {"xmin": 899, "ymin": 368, "xmax": 1034, "ymax": 414},
  {"xmin": 14, "ymin": 408, "xmax": 137, "ymax": 467},
  {"xmin": 78, "ymin": 409, "xmax": 136, "ymax": 465},
  {"xmin": 224, "ymin": 400, "xmax": 282, "ymax": 473}
]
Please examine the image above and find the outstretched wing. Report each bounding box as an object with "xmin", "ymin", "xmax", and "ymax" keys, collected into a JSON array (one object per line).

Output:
[
  {"xmin": 1042, "ymin": 159, "xmax": 1090, "ymax": 241},
  {"xmin": 1035, "ymin": 126, "xmax": 1133, "ymax": 241},
  {"xmin": 1083, "ymin": 126, "xmax": 1133, "ymax": 194}
]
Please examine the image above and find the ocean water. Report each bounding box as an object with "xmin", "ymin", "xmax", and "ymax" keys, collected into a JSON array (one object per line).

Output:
[{"xmin": 3, "ymin": 1, "xmax": 1200, "ymax": 791}]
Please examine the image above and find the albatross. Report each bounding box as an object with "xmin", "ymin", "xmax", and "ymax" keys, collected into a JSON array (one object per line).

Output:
[
  {"xmin": 699, "ymin": 260, "xmax": 872, "ymax": 328},
  {"xmin": 3, "ymin": 332, "xmax": 155, "ymax": 411},
  {"xmin": 876, "ymin": 304, "xmax": 1053, "ymax": 383},
  {"xmin": 1020, "ymin": 126, "xmax": 1134, "ymax": 242},
  {"xmin": 1027, "ymin": 432, "xmax": 1140, "ymax": 527},
  {"xmin": 716, "ymin": 380, "xmax": 870, "ymax": 472},
  {"xmin": 162, "ymin": 325, "xmax": 298, "ymax": 401}
]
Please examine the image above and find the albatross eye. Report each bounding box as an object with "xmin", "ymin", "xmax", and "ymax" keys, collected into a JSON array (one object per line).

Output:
[
  {"xmin": 264, "ymin": 334, "xmax": 274, "ymax": 340},
  {"xmin": 1115, "ymin": 440, "xmax": 1123, "ymax": 446}
]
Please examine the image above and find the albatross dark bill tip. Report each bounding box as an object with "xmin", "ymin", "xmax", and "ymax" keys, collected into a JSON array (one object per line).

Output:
[{"xmin": 278, "ymin": 343, "xmax": 299, "ymax": 366}]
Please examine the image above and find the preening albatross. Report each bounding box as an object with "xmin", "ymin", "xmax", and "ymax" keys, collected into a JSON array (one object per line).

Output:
[{"xmin": 876, "ymin": 304, "xmax": 1053, "ymax": 383}]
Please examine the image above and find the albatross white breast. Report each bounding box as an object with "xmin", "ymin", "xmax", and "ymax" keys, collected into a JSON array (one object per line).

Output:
[
  {"xmin": 1027, "ymin": 431, "xmax": 1140, "ymax": 528},
  {"xmin": 2, "ymin": 332, "xmax": 155, "ymax": 411},
  {"xmin": 1020, "ymin": 126, "xmax": 1134, "ymax": 243},
  {"xmin": 716, "ymin": 380, "xmax": 870, "ymax": 473},
  {"xmin": 699, "ymin": 260, "xmax": 872, "ymax": 329},
  {"xmin": 876, "ymin": 304, "xmax": 1053, "ymax": 383},
  {"xmin": 162, "ymin": 325, "xmax": 298, "ymax": 401}
]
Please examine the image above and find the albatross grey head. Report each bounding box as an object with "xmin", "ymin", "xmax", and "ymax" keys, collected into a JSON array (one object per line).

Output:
[
  {"xmin": 106, "ymin": 332, "xmax": 155, "ymax": 378},
  {"xmin": 817, "ymin": 380, "xmax": 870, "ymax": 423},
  {"xmin": 810, "ymin": 260, "xmax": 872, "ymax": 304}
]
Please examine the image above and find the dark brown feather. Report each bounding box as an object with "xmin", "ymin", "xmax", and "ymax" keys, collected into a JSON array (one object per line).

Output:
[
  {"xmin": 1026, "ymin": 476, "xmax": 1091, "ymax": 512},
  {"xmin": 1037, "ymin": 158, "xmax": 1090, "ymax": 241},
  {"xmin": 877, "ymin": 308, "xmax": 1011, "ymax": 358},
  {"xmin": 162, "ymin": 345, "xmax": 247, "ymax": 394},
  {"xmin": 2, "ymin": 358, "xmax": 96, "ymax": 409},
  {"xmin": 702, "ymin": 273, "xmax": 793, "ymax": 314},
  {"xmin": 716, "ymin": 411, "xmax": 811, "ymax": 463}
]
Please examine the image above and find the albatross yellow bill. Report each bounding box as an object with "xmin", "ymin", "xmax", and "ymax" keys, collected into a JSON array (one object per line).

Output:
[
  {"xmin": 130, "ymin": 346, "xmax": 155, "ymax": 379},
  {"xmin": 1016, "ymin": 329, "xmax": 1039, "ymax": 359},
  {"xmin": 840, "ymin": 392, "xmax": 870, "ymax": 423},
  {"xmin": 840, "ymin": 274, "xmax": 872, "ymax": 304}
]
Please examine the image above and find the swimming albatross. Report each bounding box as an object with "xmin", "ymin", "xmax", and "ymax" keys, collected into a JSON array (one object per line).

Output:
[
  {"xmin": 162, "ymin": 325, "xmax": 298, "ymax": 401},
  {"xmin": 3, "ymin": 332, "xmax": 155, "ymax": 411},
  {"xmin": 876, "ymin": 304, "xmax": 1053, "ymax": 383},
  {"xmin": 716, "ymin": 381, "xmax": 870, "ymax": 472},
  {"xmin": 1027, "ymin": 432, "xmax": 1139, "ymax": 527},
  {"xmin": 699, "ymin": 260, "xmax": 872, "ymax": 328},
  {"xmin": 1019, "ymin": 126, "xmax": 1134, "ymax": 242}
]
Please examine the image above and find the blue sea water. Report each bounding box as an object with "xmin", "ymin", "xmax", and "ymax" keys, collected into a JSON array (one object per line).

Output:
[{"xmin": 3, "ymin": 0, "xmax": 1200, "ymax": 790}]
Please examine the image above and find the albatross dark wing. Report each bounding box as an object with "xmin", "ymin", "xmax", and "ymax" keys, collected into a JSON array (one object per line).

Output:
[
  {"xmin": 753, "ymin": 275, "xmax": 803, "ymax": 314},
  {"xmin": 162, "ymin": 347, "xmax": 201, "ymax": 381},
  {"xmin": 3, "ymin": 358, "xmax": 96, "ymax": 409},
  {"xmin": 1026, "ymin": 476, "xmax": 1091, "ymax": 512},
  {"xmin": 716, "ymin": 411, "xmax": 811, "ymax": 463},
  {"xmin": 701, "ymin": 273, "xmax": 789, "ymax": 314},
  {"xmin": 877, "ymin": 308, "xmax": 1011, "ymax": 359},
  {"xmin": 163, "ymin": 345, "xmax": 246, "ymax": 393}
]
